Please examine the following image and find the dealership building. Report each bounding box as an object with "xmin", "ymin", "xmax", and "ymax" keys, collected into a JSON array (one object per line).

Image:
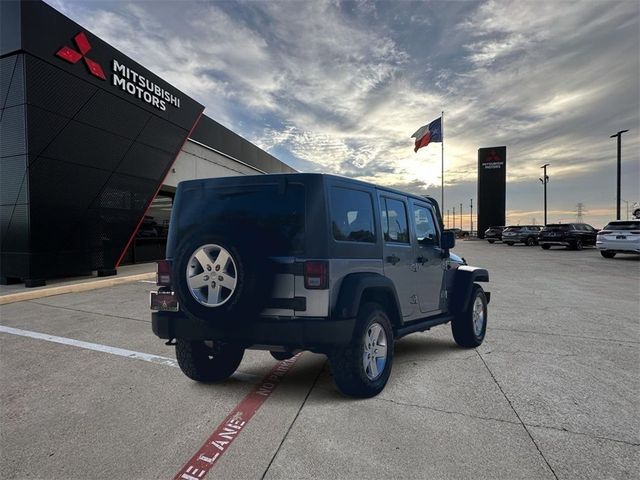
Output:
[{"xmin": 0, "ymin": 0, "xmax": 295, "ymax": 287}]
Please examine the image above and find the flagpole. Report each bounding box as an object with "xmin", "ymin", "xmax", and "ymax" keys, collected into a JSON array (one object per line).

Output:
[{"xmin": 441, "ymin": 110, "xmax": 444, "ymax": 217}]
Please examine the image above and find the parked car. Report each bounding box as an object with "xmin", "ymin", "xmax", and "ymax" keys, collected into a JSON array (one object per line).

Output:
[
  {"xmin": 484, "ymin": 226, "xmax": 504, "ymax": 243},
  {"xmin": 150, "ymin": 173, "xmax": 490, "ymax": 398},
  {"xmin": 449, "ymin": 228, "xmax": 470, "ymax": 238},
  {"xmin": 502, "ymin": 225, "xmax": 543, "ymax": 246},
  {"xmin": 539, "ymin": 223, "xmax": 598, "ymax": 250},
  {"xmin": 596, "ymin": 220, "xmax": 640, "ymax": 258}
]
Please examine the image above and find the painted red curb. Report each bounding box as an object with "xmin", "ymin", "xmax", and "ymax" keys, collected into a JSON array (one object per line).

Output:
[{"xmin": 174, "ymin": 354, "xmax": 301, "ymax": 480}]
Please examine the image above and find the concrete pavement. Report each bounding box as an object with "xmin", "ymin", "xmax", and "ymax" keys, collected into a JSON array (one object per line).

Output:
[{"xmin": 0, "ymin": 242, "xmax": 638, "ymax": 479}]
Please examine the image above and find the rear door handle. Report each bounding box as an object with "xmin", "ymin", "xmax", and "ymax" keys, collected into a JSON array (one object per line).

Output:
[{"xmin": 386, "ymin": 254, "xmax": 400, "ymax": 265}]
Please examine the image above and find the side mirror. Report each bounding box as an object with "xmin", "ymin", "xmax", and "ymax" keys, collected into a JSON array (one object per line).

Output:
[{"xmin": 441, "ymin": 230, "xmax": 455, "ymax": 251}]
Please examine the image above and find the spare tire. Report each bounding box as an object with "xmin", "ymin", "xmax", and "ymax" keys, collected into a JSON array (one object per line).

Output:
[{"xmin": 172, "ymin": 232, "xmax": 274, "ymax": 324}]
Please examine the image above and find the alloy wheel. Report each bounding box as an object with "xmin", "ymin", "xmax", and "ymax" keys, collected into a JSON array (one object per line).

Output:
[
  {"xmin": 472, "ymin": 295, "xmax": 485, "ymax": 337},
  {"xmin": 186, "ymin": 244, "xmax": 237, "ymax": 307},
  {"xmin": 363, "ymin": 321, "xmax": 388, "ymax": 380}
]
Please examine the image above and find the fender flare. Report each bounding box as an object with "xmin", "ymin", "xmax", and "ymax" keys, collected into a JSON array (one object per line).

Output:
[
  {"xmin": 451, "ymin": 266, "xmax": 490, "ymax": 314},
  {"xmin": 333, "ymin": 273, "xmax": 402, "ymax": 322}
]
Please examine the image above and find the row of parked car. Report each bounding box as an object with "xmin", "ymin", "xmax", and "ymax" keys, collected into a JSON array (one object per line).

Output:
[{"xmin": 484, "ymin": 221, "xmax": 640, "ymax": 258}]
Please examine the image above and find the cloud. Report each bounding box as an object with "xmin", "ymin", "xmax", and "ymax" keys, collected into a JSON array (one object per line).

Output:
[{"xmin": 46, "ymin": 0, "xmax": 639, "ymax": 228}]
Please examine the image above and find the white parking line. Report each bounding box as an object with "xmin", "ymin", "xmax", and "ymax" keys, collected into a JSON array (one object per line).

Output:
[{"xmin": 0, "ymin": 325, "xmax": 258, "ymax": 382}]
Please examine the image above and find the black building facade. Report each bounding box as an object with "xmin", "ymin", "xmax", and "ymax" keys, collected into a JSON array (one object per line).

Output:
[{"xmin": 0, "ymin": 1, "xmax": 294, "ymax": 286}]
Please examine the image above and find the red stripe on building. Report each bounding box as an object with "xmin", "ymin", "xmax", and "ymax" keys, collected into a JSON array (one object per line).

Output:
[{"xmin": 173, "ymin": 354, "xmax": 301, "ymax": 480}]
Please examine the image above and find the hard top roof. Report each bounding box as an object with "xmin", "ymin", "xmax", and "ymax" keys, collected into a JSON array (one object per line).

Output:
[{"xmin": 179, "ymin": 172, "xmax": 439, "ymax": 206}]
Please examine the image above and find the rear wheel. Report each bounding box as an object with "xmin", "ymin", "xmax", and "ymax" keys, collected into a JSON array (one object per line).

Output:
[
  {"xmin": 330, "ymin": 303, "xmax": 394, "ymax": 398},
  {"xmin": 176, "ymin": 340, "xmax": 244, "ymax": 382},
  {"xmin": 506, "ymin": 242, "xmax": 514, "ymax": 246},
  {"xmin": 452, "ymin": 285, "xmax": 487, "ymax": 348},
  {"xmin": 600, "ymin": 250, "xmax": 616, "ymax": 258},
  {"xmin": 541, "ymin": 244, "xmax": 551, "ymax": 250},
  {"xmin": 487, "ymin": 240, "xmax": 495, "ymax": 244},
  {"xmin": 526, "ymin": 237, "xmax": 535, "ymax": 246}
]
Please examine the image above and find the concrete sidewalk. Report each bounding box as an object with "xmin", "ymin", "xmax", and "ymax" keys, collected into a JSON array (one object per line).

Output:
[{"xmin": 0, "ymin": 262, "xmax": 155, "ymax": 305}]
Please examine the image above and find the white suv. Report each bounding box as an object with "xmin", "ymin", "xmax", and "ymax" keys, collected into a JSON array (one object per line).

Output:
[{"xmin": 596, "ymin": 220, "xmax": 640, "ymax": 258}]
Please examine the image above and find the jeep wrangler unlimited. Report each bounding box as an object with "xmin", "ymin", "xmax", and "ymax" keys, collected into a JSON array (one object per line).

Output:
[{"xmin": 151, "ymin": 173, "xmax": 490, "ymax": 398}]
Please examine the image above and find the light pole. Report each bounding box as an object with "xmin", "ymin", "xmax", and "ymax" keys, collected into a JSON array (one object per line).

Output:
[
  {"xmin": 447, "ymin": 209, "xmax": 450, "ymax": 227},
  {"xmin": 539, "ymin": 164, "xmax": 550, "ymax": 225},
  {"xmin": 460, "ymin": 203, "xmax": 463, "ymax": 231},
  {"xmin": 610, "ymin": 130, "xmax": 629, "ymax": 220},
  {"xmin": 453, "ymin": 207, "xmax": 456, "ymax": 229},
  {"xmin": 470, "ymin": 198, "xmax": 473, "ymax": 234}
]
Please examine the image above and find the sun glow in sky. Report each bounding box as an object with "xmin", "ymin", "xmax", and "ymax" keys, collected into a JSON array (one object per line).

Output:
[{"xmin": 48, "ymin": 0, "xmax": 640, "ymax": 228}]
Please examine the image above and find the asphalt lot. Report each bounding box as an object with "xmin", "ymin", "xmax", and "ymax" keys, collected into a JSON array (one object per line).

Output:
[{"xmin": 1, "ymin": 241, "xmax": 638, "ymax": 479}]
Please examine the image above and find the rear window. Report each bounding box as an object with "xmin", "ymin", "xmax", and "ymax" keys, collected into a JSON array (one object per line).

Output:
[
  {"xmin": 504, "ymin": 227, "xmax": 522, "ymax": 232},
  {"xmin": 330, "ymin": 187, "xmax": 376, "ymax": 243},
  {"xmin": 198, "ymin": 184, "xmax": 305, "ymax": 254},
  {"xmin": 546, "ymin": 224, "xmax": 571, "ymax": 231},
  {"xmin": 604, "ymin": 221, "xmax": 640, "ymax": 231}
]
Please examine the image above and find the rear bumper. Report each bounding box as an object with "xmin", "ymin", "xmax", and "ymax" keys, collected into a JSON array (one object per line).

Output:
[
  {"xmin": 539, "ymin": 240, "xmax": 570, "ymax": 246},
  {"xmin": 596, "ymin": 239, "xmax": 640, "ymax": 253},
  {"xmin": 152, "ymin": 311, "xmax": 355, "ymax": 351}
]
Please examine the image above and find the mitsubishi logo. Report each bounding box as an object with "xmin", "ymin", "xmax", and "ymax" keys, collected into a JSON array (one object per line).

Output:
[
  {"xmin": 487, "ymin": 150, "xmax": 501, "ymax": 162},
  {"xmin": 56, "ymin": 32, "xmax": 106, "ymax": 80}
]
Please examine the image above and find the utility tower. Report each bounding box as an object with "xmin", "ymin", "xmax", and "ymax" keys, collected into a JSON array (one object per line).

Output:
[{"xmin": 575, "ymin": 203, "xmax": 587, "ymax": 223}]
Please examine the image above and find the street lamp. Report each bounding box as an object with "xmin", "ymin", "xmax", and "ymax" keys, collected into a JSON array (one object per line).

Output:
[
  {"xmin": 610, "ymin": 129, "xmax": 629, "ymax": 220},
  {"xmin": 539, "ymin": 164, "xmax": 550, "ymax": 225}
]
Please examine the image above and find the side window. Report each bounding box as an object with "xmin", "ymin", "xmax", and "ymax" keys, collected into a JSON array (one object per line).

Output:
[
  {"xmin": 381, "ymin": 198, "xmax": 409, "ymax": 243},
  {"xmin": 413, "ymin": 204, "xmax": 438, "ymax": 245},
  {"xmin": 330, "ymin": 187, "xmax": 375, "ymax": 243}
]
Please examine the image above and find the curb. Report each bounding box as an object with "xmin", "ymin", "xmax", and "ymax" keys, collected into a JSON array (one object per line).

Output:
[{"xmin": 0, "ymin": 272, "xmax": 155, "ymax": 306}]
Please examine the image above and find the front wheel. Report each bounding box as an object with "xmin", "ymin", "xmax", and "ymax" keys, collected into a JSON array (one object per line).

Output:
[
  {"xmin": 526, "ymin": 237, "xmax": 535, "ymax": 246},
  {"xmin": 451, "ymin": 285, "xmax": 487, "ymax": 348},
  {"xmin": 506, "ymin": 242, "xmax": 514, "ymax": 246},
  {"xmin": 541, "ymin": 244, "xmax": 551, "ymax": 250},
  {"xmin": 600, "ymin": 250, "xmax": 616, "ymax": 258},
  {"xmin": 572, "ymin": 239, "xmax": 583, "ymax": 250},
  {"xmin": 330, "ymin": 303, "xmax": 394, "ymax": 398},
  {"xmin": 176, "ymin": 340, "xmax": 244, "ymax": 382},
  {"xmin": 487, "ymin": 240, "xmax": 495, "ymax": 244}
]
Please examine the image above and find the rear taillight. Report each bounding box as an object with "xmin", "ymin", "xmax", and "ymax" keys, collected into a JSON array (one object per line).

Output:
[
  {"xmin": 156, "ymin": 260, "xmax": 172, "ymax": 287},
  {"xmin": 599, "ymin": 231, "xmax": 612, "ymax": 235},
  {"xmin": 304, "ymin": 261, "xmax": 329, "ymax": 289}
]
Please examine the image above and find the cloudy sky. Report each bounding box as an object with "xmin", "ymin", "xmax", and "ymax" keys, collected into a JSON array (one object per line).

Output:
[{"xmin": 48, "ymin": 0, "xmax": 639, "ymax": 228}]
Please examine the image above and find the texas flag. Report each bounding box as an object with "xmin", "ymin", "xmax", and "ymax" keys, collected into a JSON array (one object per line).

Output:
[{"xmin": 411, "ymin": 117, "xmax": 442, "ymax": 152}]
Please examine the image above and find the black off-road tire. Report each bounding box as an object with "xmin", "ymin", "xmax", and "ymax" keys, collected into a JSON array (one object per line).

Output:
[
  {"xmin": 600, "ymin": 250, "xmax": 616, "ymax": 258},
  {"xmin": 541, "ymin": 244, "xmax": 551, "ymax": 250},
  {"xmin": 330, "ymin": 303, "xmax": 394, "ymax": 398},
  {"xmin": 451, "ymin": 284, "xmax": 487, "ymax": 348},
  {"xmin": 176, "ymin": 339, "xmax": 244, "ymax": 382},
  {"xmin": 270, "ymin": 351, "xmax": 295, "ymax": 361},
  {"xmin": 173, "ymin": 232, "xmax": 273, "ymax": 324}
]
